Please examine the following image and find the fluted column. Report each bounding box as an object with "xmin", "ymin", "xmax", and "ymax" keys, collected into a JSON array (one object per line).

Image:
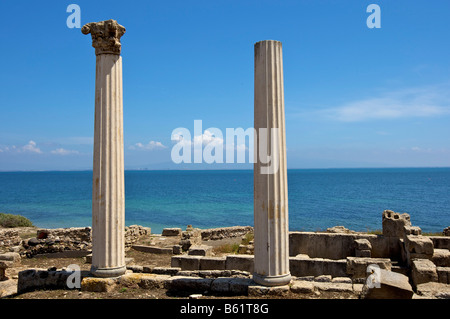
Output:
[
  {"xmin": 253, "ymin": 40, "xmax": 291, "ymax": 286},
  {"xmin": 82, "ymin": 20, "xmax": 126, "ymax": 278}
]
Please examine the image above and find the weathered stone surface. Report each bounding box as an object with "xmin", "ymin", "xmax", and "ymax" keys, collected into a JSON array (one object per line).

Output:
[
  {"xmin": 81, "ymin": 277, "xmax": 116, "ymax": 292},
  {"xmin": 332, "ymin": 277, "xmax": 353, "ymax": 284},
  {"xmin": 405, "ymin": 235, "xmax": 434, "ymax": 260},
  {"xmin": 200, "ymin": 226, "xmax": 253, "ymax": 241},
  {"xmin": 125, "ymin": 225, "xmax": 151, "ymax": 248},
  {"xmin": 199, "ymin": 257, "xmax": 226, "ymax": 270},
  {"xmin": 82, "ymin": 19, "xmax": 126, "ymax": 55},
  {"xmin": 188, "ymin": 245, "xmax": 212, "ymax": 257},
  {"xmin": 171, "ymin": 256, "xmax": 202, "ymax": 271},
  {"xmin": 315, "ymin": 282, "xmax": 354, "ymax": 293},
  {"xmin": 355, "ymin": 249, "xmax": 371, "ymax": 257},
  {"xmin": 225, "ymin": 255, "xmax": 254, "ymax": 273},
  {"xmin": 289, "ymin": 257, "xmax": 347, "ymax": 277},
  {"xmin": 132, "ymin": 245, "xmax": 172, "ymax": 255},
  {"xmin": 165, "ymin": 276, "xmax": 213, "ymax": 293},
  {"xmin": 327, "ymin": 226, "xmax": 355, "ymax": 234},
  {"xmin": 0, "ymin": 279, "xmax": 17, "ymax": 297},
  {"xmin": 416, "ymin": 282, "xmax": 450, "ymax": 299},
  {"xmin": 361, "ymin": 269, "xmax": 413, "ymax": 299},
  {"xmin": 18, "ymin": 268, "xmax": 90, "ymax": 293},
  {"xmin": 162, "ymin": 228, "xmax": 182, "ymax": 237},
  {"xmin": 314, "ymin": 275, "xmax": 332, "ymax": 282},
  {"xmin": 346, "ymin": 257, "xmax": 391, "ymax": 279},
  {"xmin": 0, "ymin": 252, "xmax": 21, "ymax": 266},
  {"xmin": 412, "ymin": 259, "xmax": 438, "ymax": 286},
  {"xmin": 179, "ymin": 228, "xmax": 202, "ymax": 251},
  {"xmin": 382, "ymin": 210, "xmax": 411, "ymax": 237},
  {"xmin": 436, "ymin": 267, "xmax": 450, "ymax": 284},
  {"xmin": 354, "ymin": 239, "xmax": 372, "ymax": 250},
  {"xmin": 290, "ymin": 280, "xmax": 314, "ymax": 294},
  {"xmin": 432, "ymin": 249, "xmax": 450, "ymax": 267},
  {"xmin": 443, "ymin": 226, "xmax": 450, "ymax": 237},
  {"xmin": 0, "ymin": 229, "xmax": 22, "ymax": 248},
  {"xmin": 119, "ymin": 273, "xmax": 170, "ymax": 289}
]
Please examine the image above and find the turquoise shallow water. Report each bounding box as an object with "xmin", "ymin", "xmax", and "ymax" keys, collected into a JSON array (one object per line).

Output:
[{"xmin": 0, "ymin": 168, "xmax": 449, "ymax": 234}]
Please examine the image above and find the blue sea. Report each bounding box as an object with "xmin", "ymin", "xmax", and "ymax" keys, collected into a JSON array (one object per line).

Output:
[{"xmin": 0, "ymin": 168, "xmax": 449, "ymax": 234}]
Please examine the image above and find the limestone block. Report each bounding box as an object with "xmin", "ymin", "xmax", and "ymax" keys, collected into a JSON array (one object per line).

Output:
[
  {"xmin": 0, "ymin": 252, "xmax": 21, "ymax": 266},
  {"xmin": 355, "ymin": 249, "xmax": 371, "ymax": 257},
  {"xmin": 199, "ymin": 257, "xmax": 226, "ymax": 270},
  {"xmin": 290, "ymin": 280, "xmax": 315, "ymax": 294},
  {"xmin": 314, "ymin": 275, "xmax": 332, "ymax": 282},
  {"xmin": 346, "ymin": 257, "xmax": 391, "ymax": 279},
  {"xmin": 405, "ymin": 235, "xmax": 434, "ymax": 261},
  {"xmin": 188, "ymin": 245, "xmax": 212, "ymax": 257},
  {"xmin": 411, "ymin": 259, "xmax": 438, "ymax": 286},
  {"xmin": 436, "ymin": 267, "xmax": 450, "ymax": 284},
  {"xmin": 314, "ymin": 282, "xmax": 354, "ymax": 293},
  {"xmin": 81, "ymin": 277, "xmax": 117, "ymax": 292},
  {"xmin": 165, "ymin": 276, "xmax": 213, "ymax": 293},
  {"xmin": 332, "ymin": 277, "xmax": 353, "ymax": 284},
  {"xmin": 354, "ymin": 239, "xmax": 372, "ymax": 250},
  {"xmin": 162, "ymin": 228, "xmax": 182, "ymax": 237},
  {"xmin": 171, "ymin": 256, "xmax": 202, "ymax": 271},
  {"xmin": 382, "ymin": 210, "xmax": 411, "ymax": 237},
  {"xmin": 432, "ymin": 249, "xmax": 450, "ymax": 267},
  {"xmin": 361, "ymin": 269, "xmax": 413, "ymax": 299},
  {"xmin": 225, "ymin": 255, "xmax": 254, "ymax": 273},
  {"xmin": 404, "ymin": 226, "xmax": 422, "ymax": 236}
]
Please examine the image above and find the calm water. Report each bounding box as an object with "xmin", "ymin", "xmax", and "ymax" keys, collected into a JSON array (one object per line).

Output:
[{"xmin": 0, "ymin": 168, "xmax": 449, "ymax": 234}]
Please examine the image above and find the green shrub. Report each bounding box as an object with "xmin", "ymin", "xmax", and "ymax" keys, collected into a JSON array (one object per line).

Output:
[{"xmin": 0, "ymin": 213, "xmax": 34, "ymax": 228}]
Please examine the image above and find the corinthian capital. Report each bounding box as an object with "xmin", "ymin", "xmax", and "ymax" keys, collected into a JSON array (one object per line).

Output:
[{"xmin": 82, "ymin": 19, "xmax": 126, "ymax": 55}]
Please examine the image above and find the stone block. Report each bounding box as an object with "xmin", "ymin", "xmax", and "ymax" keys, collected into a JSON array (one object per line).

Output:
[
  {"xmin": 162, "ymin": 228, "xmax": 182, "ymax": 237},
  {"xmin": 81, "ymin": 277, "xmax": 116, "ymax": 292},
  {"xmin": 188, "ymin": 245, "xmax": 212, "ymax": 257},
  {"xmin": 354, "ymin": 239, "xmax": 372, "ymax": 250},
  {"xmin": 382, "ymin": 210, "xmax": 410, "ymax": 237},
  {"xmin": 436, "ymin": 267, "xmax": 450, "ymax": 284},
  {"xmin": 0, "ymin": 252, "xmax": 21, "ymax": 266},
  {"xmin": 361, "ymin": 269, "xmax": 413, "ymax": 299},
  {"xmin": 314, "ymin": 275, "xmax": 332, "ymax": 282},
  {"xmin": 132, "ymin": 245, "xmax": 173, "ymax": 254},
  {"xmin": 432, "ymin": 249, "xmax": 450, "ymax": 267},
  {"xmin": 199, "ymin": 257, "xmax": 226, "ymax": 270},
  {"xmin": 332, "ymin": 277, "xmax": 353, "ymax": 284},
  {"xmin": 171, "ymin": 256, "xmax": 202, "ymax": 271},
  {"xmin": 405, "ymin": 235, "xmax": 434, "ymax": 256},
  {"xmin": 412, "ymin": 259, "xmax": 438, "ymax": 286},
  {"xmin": 346, "ymin": 257, "xmax": 391, "ymax": 279},
  {"xmin": 314, "ymin": 282, "xmax": 354, "ymax": 293},
  {"xmin": 166, "ymin": 276, "xmax": 213, "ymax": 294},
  {"xmin": 290, "ymin": 280, "xmax": 314, "ymax": 294},
  {"xmin": 225, "ymin": 255, "xmax": 254, "ymax": 273},
  {"xmin": 355, "ymin": 249, "xmax": 371, "ymax": 257}
]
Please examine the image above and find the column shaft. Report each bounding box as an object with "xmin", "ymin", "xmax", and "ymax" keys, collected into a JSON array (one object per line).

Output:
[
  {"xmin": 91, "ymin": 53, "xmax": 126, "ymax": 277},
  {"xmin": 253, "ymin": 40, "xmax": 291, "ymax": 286}
]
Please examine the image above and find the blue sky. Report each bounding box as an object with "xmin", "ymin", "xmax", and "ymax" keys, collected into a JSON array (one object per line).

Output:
[{"xmin": 0, "ymin": 0, "xmax": 449, "ymax": 170}]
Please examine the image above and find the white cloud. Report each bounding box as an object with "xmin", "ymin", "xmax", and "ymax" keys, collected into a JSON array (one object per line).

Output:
[
  {"xmin": 21, "ymin": 141, "xmax": 42, "ymax": 154},
  {"xmin": 50, "ymin": 148, "xmax": 80, "ymax": 155},
  {"xmin": 129, "ymin": 141, "xmax": 167, "ymax": 150},
  {"xmin": 193, "ymin": 130, "xmax": 224, "ymax": 147},
  {"xmin": 317, "ymin": 84, "xmax": 450, "ymax": 122}
]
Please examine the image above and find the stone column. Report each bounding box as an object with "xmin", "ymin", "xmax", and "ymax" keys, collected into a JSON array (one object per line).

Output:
[
  {"xmin": 82, "ymin": 20, "xmax": 126, "ymax": 278},
  {"xmin": 253, "ymin": 40, "xmax": 291, "ymax": 286}
]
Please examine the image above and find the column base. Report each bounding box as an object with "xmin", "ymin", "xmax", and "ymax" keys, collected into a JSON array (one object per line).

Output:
[
  {"xmin": 253, "ymin": 272, "xmax": 292, "ymax": 287},
  {"xmin": 90, "ymin": 265, "xmax": 127, "ymax": 278}
]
